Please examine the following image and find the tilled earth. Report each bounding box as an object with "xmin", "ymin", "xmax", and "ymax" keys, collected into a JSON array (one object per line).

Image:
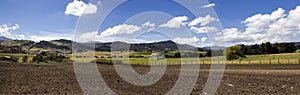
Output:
[{"xmin": 0, "ymin": 62, "xmax": 300, "ymax": 94}]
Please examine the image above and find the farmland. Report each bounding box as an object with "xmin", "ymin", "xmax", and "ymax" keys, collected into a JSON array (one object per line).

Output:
[
  {"xmin": 92, "ymin": 51, "xmax": 300, "ymax": 65},
  {"xmin": 1, "ymin": 52, "xmax": 300, "ymax": 65},
  {"xmin": 0, "ymin": 61, "xmax": 300, "ymax": 94}
]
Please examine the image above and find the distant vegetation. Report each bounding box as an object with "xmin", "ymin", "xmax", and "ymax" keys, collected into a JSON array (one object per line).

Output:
[
  {"xmin": 226, "ymin": 46, "xmax": 246, "ymax": 60},
  {"xmin": 0, "ymin": 39, "xmax": 300, "ymax": 64},
  {"xmin": 239, "ymin": 42, "xmax": 297, "ymax": 55}
]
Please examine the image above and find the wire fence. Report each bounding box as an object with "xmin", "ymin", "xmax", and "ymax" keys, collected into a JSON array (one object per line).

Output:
[{"xmin": 147, "ymin": 58, "xmax": 300, "ymax": 65}]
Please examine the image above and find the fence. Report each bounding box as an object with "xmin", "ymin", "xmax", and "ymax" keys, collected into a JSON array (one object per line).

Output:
[
  {"xmin": 226, "ymin": 59, "xmax": 300, "ymax": 64},
  {"xmin": 199, "ymin": 58, "xmax": 300, "ymax": 64},
  {"xmin": 144, "ymin": 58, "xmax": 300, "ymax": 65}
]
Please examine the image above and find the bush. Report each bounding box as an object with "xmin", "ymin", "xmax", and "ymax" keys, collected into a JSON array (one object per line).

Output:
[
  {"xmin": 22, "ymin": 56, "xmax": 28, "ymax": 63},
  {"xmin": 11, "ymin": 57, "xmax": 18, "ymax": 62},
  {"xmin": 296, "ymin": 49, "xmax": 300, "ymax": 53},
  {"xmin": 32, "ymin": 54, "xmax": 44, "ymax": 63},
  {"xmin": 94, "ymin": 59, "xmax": 113, "ymax": 64},
  {"xmin": 226, "ymin": 46, "xmax": 246, "ymax": 60},
  {"xmin": 94, "ymin": 59, "xmax": 122, "ymax": 65}
]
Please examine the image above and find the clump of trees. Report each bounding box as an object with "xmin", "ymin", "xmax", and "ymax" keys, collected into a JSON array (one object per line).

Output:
[
  {"xmin": 22, "ymin": 56, "xmax": 28, "ymax": 63},
  {"xmin": 32, "ymin": 54, "xmax": 69, "ymax": 63},
  {"xmin": 226, "ymin": 46, "xmax": 246, "ymax": 60},
  {"xmin": 225, "ymin": 42, "xmax": 298, "ymax": 60},
  {"xmin": 240, "ymin": 42, "xmax": 297, "ymax": 55},
  {"xmin": 164, "ymin": 52, "xmax": 207, "ymax": 58}
]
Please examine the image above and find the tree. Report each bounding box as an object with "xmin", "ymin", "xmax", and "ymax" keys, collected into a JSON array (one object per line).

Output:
[
  {"xmin": 32, "ymin": 54, "xmax": 44, "ymax": 63},
  {"xmin": 205, "ymin": 50, "xmax": 212, "ymax": 57},
  {"xmin": 174, "ymin": 52, "xmax": 181, "ymax": 58},
  {"xmin": 226, "ymin": 46, "xmax": 246, "ymax": 61},
  {"xmin": 22, "ymin": 56, "xmax": 28, "ymax": 63}
]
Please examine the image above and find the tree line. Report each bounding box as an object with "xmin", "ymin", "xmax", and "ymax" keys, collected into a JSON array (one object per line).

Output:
[
  {"xmin": 240, "ymin": 42, "xmax": 297, "ymax": 55},
  {"xmin": 225, "ymin": 42, "xmax": 298, "ymax": 60}
]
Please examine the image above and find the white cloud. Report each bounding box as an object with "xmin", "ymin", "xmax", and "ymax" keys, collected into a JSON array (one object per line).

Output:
[
  {"xmin": 142, "ymin": 22, "xmax": 155, "ymax": 27},
  {"xmin": 215, "ymin": 6, "xmax": 300, "ymax": 45},
  {"xmin": 29, "ymin": 35, "xmax": 71, "ymax": 42},
  {"xmin": 98, "ymin": 36, "xmax": 149, "ymax": 43},
  {"xmin": 0, "ymin": 24, "xmax": 20, "ymax": 38},
  {"xmin": 142, "ymin": 22, "xmax": 155, "ymax": 31},
  {"xmin": 215, "ymin": 28, "xmax": 258, "ymax": 43},
  {"xmin": 76, "ymin": 31, "xmax": 99, "ymax": 42},
  {"xmin": 189, "ymin": 15, "xmax": 217, "ymax": 26},
  {"xmin": 190, "ymin": 26, "xmax": 218, "ymax": 33},
  {"xmin": 242, "ymin": 8, "xmax": 286, "ymax": 34},
  {"xmin": 202, "ymin": 3, "xmax": 215, "ymax": 8},
  {"xmin": 65, "ymin": 0, "xmax": 99, "ymax": 16},
  {"xmin": 201, "ymin": 37, "xmax": 208, "ymax": 42},
  {"xmin": 159, "ymin": 16, "xmax": 188, "ymax": 28},
  {"xmin": 100, "ymin": 24, "xmax": 141, "ymax": 37},
  {"xmin": 26, "ymin": 31, "xmax": 73, "ymax": 42},
  {"xmin": 172, "ymin": 37, "xmax": 199, "ymax": 45},
  {"xmin": 17, "ymin": 34, "xmax": 25, "ymax": 40}
]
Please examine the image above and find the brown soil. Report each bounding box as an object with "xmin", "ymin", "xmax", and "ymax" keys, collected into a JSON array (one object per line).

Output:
[{"xmin": 0, "ymin": 62, "xmax": 300, "ymax": 94}]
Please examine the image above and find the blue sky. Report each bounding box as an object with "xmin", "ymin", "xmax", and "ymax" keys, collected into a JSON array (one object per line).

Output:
[{"xmin": 1, "ymin": 0, "xmax": 300, "ymax": 46}]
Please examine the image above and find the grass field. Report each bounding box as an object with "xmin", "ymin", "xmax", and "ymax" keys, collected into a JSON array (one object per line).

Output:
[
  {"xmin": 1, "ymin": 52, "xmax": 300, "ymax": 65},
  {"xmin": 92, "ymin": 52, "xmax": 300, "ymax": 65}
]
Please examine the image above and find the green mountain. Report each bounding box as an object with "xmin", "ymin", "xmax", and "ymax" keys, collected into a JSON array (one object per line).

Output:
[{"xmin": 0, "ymin": 39, "xmax": 200, "ymax": 53}]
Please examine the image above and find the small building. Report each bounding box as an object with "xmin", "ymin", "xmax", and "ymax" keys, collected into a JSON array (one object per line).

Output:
[
  {"xmin": 1, "ymin": 56, "xmax": 12, "ymax": 61},
  {"xmin": 149, "ymin": 52, "xmax": 164, "ymax": 60}
]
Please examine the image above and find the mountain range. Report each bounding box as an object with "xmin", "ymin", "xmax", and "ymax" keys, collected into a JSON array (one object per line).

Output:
[
  {"xmin": 0, "ymin": 39, "xmax": 220, "ymax": 52},
  {"xmin": 0, "ymin": 36, "xmax": 11, "ymax": 41}
]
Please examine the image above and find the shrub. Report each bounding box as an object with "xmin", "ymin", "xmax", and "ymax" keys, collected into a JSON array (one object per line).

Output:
[
  {"xmin": 22, "ymin": 56, "xmax": 28, "ymax": 63},
  {"xmin": 226, "ymin": 46, "xmax": 246, "ymax": 60},
  {"xmin": 94, "ymin": 59, "xmax": 122, "ymax": 65},
  {"xmin": 11, "ymin": 57, "xmax": 18, "ymax": 62},
  {"xmin": 32, "ymin": 54, "xmax": 44, "ymax": 63},
  {"xmin": 296, "ymin": 49, "xmax": 300, "ymax": 53}
]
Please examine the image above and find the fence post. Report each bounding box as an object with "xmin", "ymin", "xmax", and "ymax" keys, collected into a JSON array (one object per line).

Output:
[
  {"xmin": 248, "ymin": 60, "xmax": 250, "ymax": 64},
  {"xmin": 239, "ymin": 60, "xmax": 241, "ymax": 64},
  {"xmin": 278, "ymin": 59, "xmax": 280, "ymax": 64},
  {"xmin": 288, "ymin": 59, "xmax": 290, "ymax": 64},
  {"xmin": 231, "ymin": 60, "xmax": 233, "ymax": 64},
  {"xmin": 202, "ymin": 60, "xmax": 204, "ymax": 64},
  {"xmin": 259, "ymin": 59, "xmax": 261, "ymax": 64},
  {"xmin": 270, "ymin": 59, "xmax": 271, "ymax": 64}
]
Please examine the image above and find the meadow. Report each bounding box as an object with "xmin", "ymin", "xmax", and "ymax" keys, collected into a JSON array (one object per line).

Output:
[
  {"xmin": 92, "ymin": 52, "xmax": 300, "ymax": 65},
  {"xmin": 1, "ymin": 52, "xmax": 300, "ymax": 65}
]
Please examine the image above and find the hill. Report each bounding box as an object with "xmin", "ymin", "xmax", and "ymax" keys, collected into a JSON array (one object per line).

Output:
[
  {"xmin": 0, "ymin": 39, "xmax": 201, "ymax": 52},
  {"xmin": 0, "ymin": 36, "xmax": 11, "ymax": 41}
]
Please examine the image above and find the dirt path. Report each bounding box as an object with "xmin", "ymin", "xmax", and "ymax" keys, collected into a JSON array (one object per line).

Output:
[{"xmin": 0, "ymin": 62, "xmax": 299, "ymax": 94}]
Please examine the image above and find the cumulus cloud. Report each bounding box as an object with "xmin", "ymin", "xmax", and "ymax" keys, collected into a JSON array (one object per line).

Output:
[
  {"xmin": 100, "ymin": 24, "xmax": 141, "ymax": 37},
  {"xmin": 216, "ymin": 28, "xmax": 259, "ymax": 43},
  {"xmin": 29, "ymin": 35, "xmax": 71, "ymax": 42},
  {"xmin": 215, "ymin": 6, "xmax": 300, "ymax": 45},
  {"xmin": 202, "ymin": 3, "xmax": 215, "ymax": 8},
  {"xmin": 172, "ymin": 37, "xmax": 199, "ymax": 45},
  {"xmin": 142, "ymin": 22, "xmax": 155, "ymax": 31},
  {"xmin": 159, "ymin": 16, "xmax": 188, "ymax": 28},
  {"xmin": 189, "ymin": 15, "xmax": 217, "ymax": 26},
  {"xmin": 76, "ymin": 31, "xmax": 99, "ymax": 42},
  {"xmin": 190, "ymin": 26, "xmax": 218, "ymax": 33},
  {"xmin": 201, "ymin": 37, "xmax": 208, "ymax": 42},
  {"xmin": 0, "ymin": 24, "xmax": 20, "ymax": 38},
  {"xmin": 242, "ymin": 8, "xmax": 286, "ymax": 34},
  {"xmin": 65, "ymin": 0, "xmax": 100, "ymax": 16},
  {"xmin": 142, "ymin": 22, "xmax": 155, "ymax": 27}
]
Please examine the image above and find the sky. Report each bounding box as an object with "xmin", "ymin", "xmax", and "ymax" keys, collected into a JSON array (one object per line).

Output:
[{"xmin": 0, "ymin": 0, "xmax": 300, "ymax": 47}]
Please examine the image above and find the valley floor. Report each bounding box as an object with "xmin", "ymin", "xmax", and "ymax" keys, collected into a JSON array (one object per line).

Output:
[{"xmin": 0, "ymin": 62, "xmax": 299, "ymax": 94}]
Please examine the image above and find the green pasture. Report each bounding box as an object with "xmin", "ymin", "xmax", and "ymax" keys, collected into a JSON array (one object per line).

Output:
[{"xmin": 1, "ymin": 52, "xmax": 300, "ymax": 65}]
